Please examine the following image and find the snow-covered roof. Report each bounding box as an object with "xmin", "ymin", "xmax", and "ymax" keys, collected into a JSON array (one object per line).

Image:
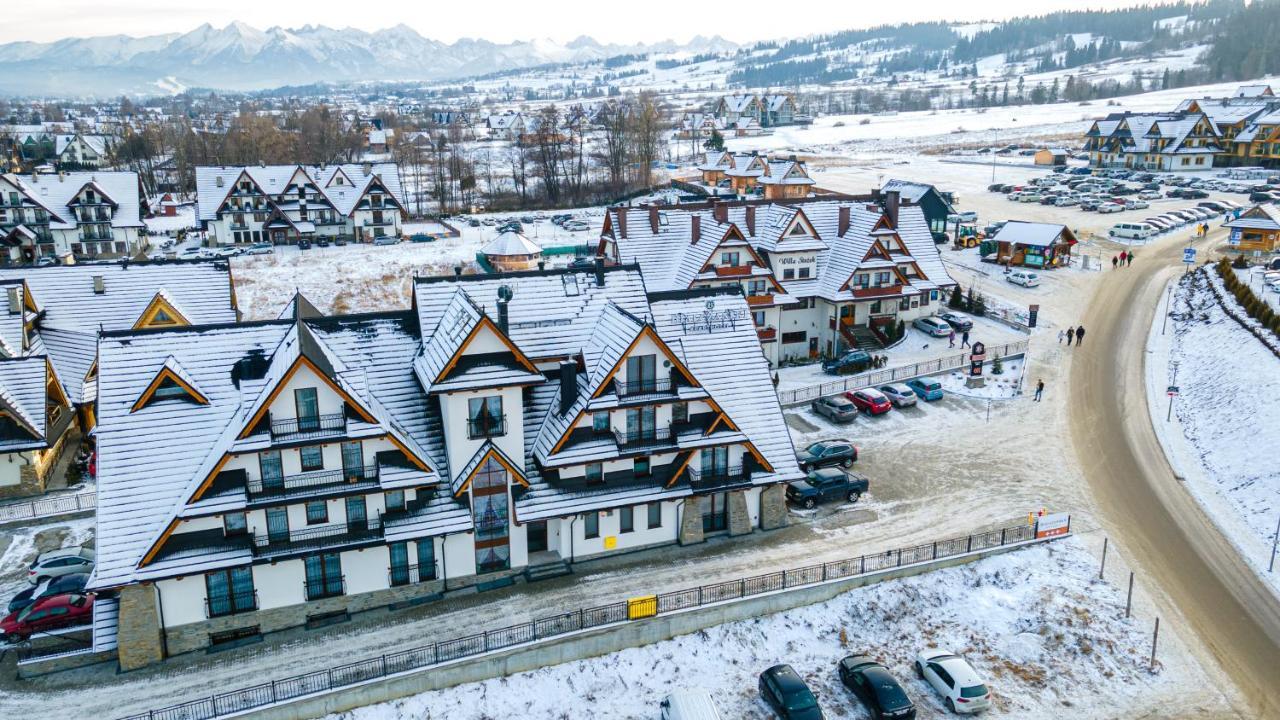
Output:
[
  {"xmin": 0, "ymin": 171, "xmax": 143, "ymax": 229},
  {"xmin": 194, "ymin": 163, "xmax": 404, "ymax": 222},
  {"xmin": 481, "ymin": 230, "xmax": 542, "ymax": 257},
  {"xmin": 0, "ymin": 355, "xmax": 52, "ymax": 451},
  {"xmin": 991, "ymin": 221, "xmax": 1072, "ymax": 248}
]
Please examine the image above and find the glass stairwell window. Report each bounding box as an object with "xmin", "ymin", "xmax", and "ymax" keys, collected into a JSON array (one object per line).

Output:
[{"xmin": 294, "ymin": 388, "xmax": 320, "ymax": 431}]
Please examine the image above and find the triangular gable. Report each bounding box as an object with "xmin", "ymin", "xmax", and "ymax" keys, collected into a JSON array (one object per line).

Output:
[
  {"xmin": 277, "ymin": 291, "xmax": 324, "ymax": 321},
  {"xmin": 590, "ymin": 324, "xmax": 699, "ymax": 400},
  {"xmin": 133, "ymin": 290, "xmax": 192, "ymax": 329},
  {"xmin": 0, "ymin": 382, "xmax": 41, "ymax": 439},
  {"xmin": 451, "ymin": 441, "xmax": 530, "ymax": 497},
  {"xmin": 235, "ymin": 349, "xmax": 376, "ymax": 440},
  {"xmin": 435, "ymin": 314, "xmax": 539, "ymax": 385},
  {"xmin": 130, "ymin": 356, "xmax": 209, "ymax": 412},
  {"xmin": 326, "ymin": 167, "xmax": 354, "ymax": 188},
  {"xmin": 284, "ymin": 165, "xmax": 313, "ymax": 193},
  {"xmin": 215, "ymin": 169, "xmax": 267, "ymax": 214},
  {"xmin": 783, "ymin": 209, "xmax": 817, "ymax": 238},
  {"xmin": 70, "ymin": 180, "xmax": 120, "ymax": 209}
]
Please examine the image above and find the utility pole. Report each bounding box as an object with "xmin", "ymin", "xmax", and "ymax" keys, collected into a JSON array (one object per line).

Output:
[
  {"xmin": 1270, "ymin": 511, "xmax": 1280, "ymax": 573},
  {"xmin": 1161, "ymin": 284, "xmax": 1172, "ymax": 336}
]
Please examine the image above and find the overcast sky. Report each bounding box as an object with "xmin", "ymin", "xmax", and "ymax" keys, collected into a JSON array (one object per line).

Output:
[{"xmin": 8, "ymin": 0, "xmax": 1178, "ymax": 45}]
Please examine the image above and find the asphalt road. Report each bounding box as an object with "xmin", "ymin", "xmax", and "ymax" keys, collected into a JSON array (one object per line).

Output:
[{"xmin": 1068, "ymin": 230, "xmax": 1280, "ymax": 718}]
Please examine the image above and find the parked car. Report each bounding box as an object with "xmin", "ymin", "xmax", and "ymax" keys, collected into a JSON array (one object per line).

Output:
[
  {"xmin": 1181, "ymin": 189, "xmax": 1209, "ymax": 199},
  {"xmin": 661, "ymin": 689, "xmax": 724, "ymax": 720},
  {"xmin": 1124, "ymin": 199, "xmax": 1149, "ymax": 210},
  {"xmin": 904, "ymin": 378, "xmax": 944, "ymax": 402},
  {"xmin": 812, "ymin": 396, "xmax": 859, "ymax": 424},
  {"xmin": 878, "ymin": 383, "xmax": 918, "ymax": 408},
  {"xmin": 912, "ymin": 316, "xmax": 952, "ymax": 337},
  {"xmin": 914, "ymin": 650, "xmax": 991, "ymax": 715},
  {"xmin": 1143, "ymin": 217, "xmax": 1171, "ymax": 231},
  {"xmin": 373, "ymin": 236, "xmax": 399, "ymax": 246},
  {"xmin": 0, "ymin": 593, "xmax": 94, "ymax": 643},
  {"xmin": 1006, "ymin": 270, "xmax": 1040, "ymax": 287},
  {"xmin": 846, "ymin": 388, "xmax": 892, "ymax": 415},
  {"xmin": 838, "ymin": 655, "xmax": 917, "ymax": 720},
  {"xmin": 246, "ymin": 242, "xmax": 273, "ymax": 255},
  {"xmin": 1109, "ymin": 223, "xmax": 1154, "ymax": 241},
  {"xmin": 1096, "ymin": 201, "xmax": 1123, "ymax": 214},
  {"xmin": 786, "ymin": 467, "xmax": 869, "ymax": 508},
  {"xmin": 937, "ymin": 312, "xmax": 973, "ymax": 332},
  {"xmin": 822, "ymin": 349, "xmax": 872, "ymax": 374},
  {"xmin": 1052, "ymin": 195, "xmax": 1078, "ymax": 207},
  {"xmin": 28, "ymin": 548, "xmax": 94, "ymax": 585},
  {"xmin": 796, "ymin": 440, "xmax": 858, "ymax": 471},
  {"xmin": 947, "ymin": 211, "xmax": 978, "ymax": 223},
  {"xmin": 178, "ymin": 247, "xmax": 201, "ymax": 259},
  {"xmin": 759, "ymin": 664, "xmax": 824, "ymax": 720},
  {"xmin": 7, "ymin": 573, "xmax": 89, "ymax": 615}
]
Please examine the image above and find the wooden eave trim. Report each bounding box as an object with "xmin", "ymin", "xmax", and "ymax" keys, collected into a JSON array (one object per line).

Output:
[
  {"xmin": 435, "ymin": 315, "xmax": 539, "ymax": 385},
  {"xmin": 44, "ymin": 359, "xmax": 70, "ymax": 408},
  {"xmin": 133, "ymin": 293, "xmax": 192, "ymax": 330},
  {"xmin": 130, "ymin": 366, "xmax": 210, "ymax": 413},
  {"xmin": 589, "ymin": 326, "xmax": 700, "ymax": 402},
  {"xmin": 236, "ymin": 354, "xmax": 377, "ymax": 440},
  {"xmin": 665, "ymin": 451, "xmax": 696, "ymax": 488},
  {"xmin": 139, "ymin": 518, "xmax": 179, "ymax": 567}
]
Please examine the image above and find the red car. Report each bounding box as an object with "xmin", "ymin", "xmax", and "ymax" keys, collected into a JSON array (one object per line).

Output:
[
  {"xmin": 845, "ymin": 388, "xmax": 892, "ymax": 415},
  {"xmin": 1, "ymin": 593, "xmax": 93, "ymax": 642}
]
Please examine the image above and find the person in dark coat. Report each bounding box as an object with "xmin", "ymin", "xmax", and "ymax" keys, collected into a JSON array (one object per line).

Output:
[
  {"xmin": 1066, "ymin": 326, "xmax": 1075, "ymax": 346},
  {"xmin": 1112, "ymin": 255, "xmax": 1119, "ymax": 269},
  {"xmin": 1075, "ymin": 325, "xmax": 1086, "ymax": 346},
  {"xmin": 1127, "ymin": 251, "xmax": 1135, "ymax": 266},
  {"xmin": 1034, "ymin": 379, "xmax": 1044, "ymax": 402},
  {"xmin": 961, "ymin": 330, "xmax": 970, "ymax": 348}
]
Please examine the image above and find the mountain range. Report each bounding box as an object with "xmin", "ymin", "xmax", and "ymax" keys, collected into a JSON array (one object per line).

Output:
[{"xmin": 0, "ymin": 22, "xmax": 738, "ymax": 97}]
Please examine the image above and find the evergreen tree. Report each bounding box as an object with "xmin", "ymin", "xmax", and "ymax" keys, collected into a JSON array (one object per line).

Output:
[
  {"xmin": 949, "ymin": 285, "xmax": 964, "ymax": 309},
  {"xmin": 703, "ymin": 128, "xmax": 725, "ymax": 151}
]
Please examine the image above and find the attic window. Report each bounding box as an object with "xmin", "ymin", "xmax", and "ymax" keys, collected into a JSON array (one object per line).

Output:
[
  {"xmin": 788, "ymin": 223, "xmax": 809, "ymax": 236},
  {"xmin": 131, "ymin": 361, "xmax": 209, "ymax": 412}
]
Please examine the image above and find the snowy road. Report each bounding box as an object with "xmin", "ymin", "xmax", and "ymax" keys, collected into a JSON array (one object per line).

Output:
[{"xmin": 1068, "ymin": 225, "xmax": 1280, "ymax": 717}]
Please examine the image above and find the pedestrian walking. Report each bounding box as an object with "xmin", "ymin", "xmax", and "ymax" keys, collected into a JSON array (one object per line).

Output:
[
  {"xmin": 1066, "ymin": 326, "xmax": 1075, "ymax": 346},
  {"xmin": 948, "ymin": 329, "xmax": 956, "ymax": 348},
  {"xmin": 1112, "ymin": 255, "xmax": 1119, "ymax": 270},
  {"xmin": 1127, "ymin": 250, "xmax": 1135, "ymax": 266},
  {"xmin": 1075, "ymin": 325, "xmax": 1086, "ymax": 346},
  {"xmin": 961, "ymin": 330, "xmax": 970, "ymax": 348},
  {"xmin": 1034, "ymin": 379, "xmax": 1044, "ymax": 402},
  {"xmin": 1057, "ymin": 329, "xmax": 1065, "ymax": 344},
  {"xmin": 1120, "ymin": 250, "xmax": 1128, "ymax": 266}
]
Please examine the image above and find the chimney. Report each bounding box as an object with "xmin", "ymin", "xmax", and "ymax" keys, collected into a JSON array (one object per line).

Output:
[
  {"xmin": 616, "ymin": 209, "xmax": 628, "ymax": 239},
  {"xmin": 691, "ymin": 215, "xmax": 701, "ymax": 243},
  {"xmin": 453, "ymin": 265, "xmax": 462, "ymax": 281},
  {"xmin": 838, "ymin": 205, "xmax": 851, "ymax": 236},
  {"xmin": 713, "ymin": 202, "xmax": 727, "ymax": 224},
  {"xmin": 745, "ymin": 206, "xmax": 756, "ymax": 236},
  {"xmin": 6, "ymin": 287, "xmax": 19, "ymax": 315},
  {"xmin": 92, "ymin": 275, "xmax": 104, "ymax": 295},
  {"xmin": 496, "ymin": 297, "xmax": 509, "ymax": 334},
  {"xmin": 884, "ymin": 190, "xmax": 900, "ymax": 228},
  {"xmin": 537, "ymin": 260, "xmax": 545, "ymax": 271},
  {"xmin": 649, "ymin": 206, "xmax": 660, "ymax": 233},
  {"xmin": 594, "ymin": 256, "xmax": 606, "ymax": 287},
  {"xmin": 362, "ymin": 162, "xmax": 372, "ymax": 176},
  {"xmin": 558, "ymin": 359, "xmax": 577, "ymax": 414}
]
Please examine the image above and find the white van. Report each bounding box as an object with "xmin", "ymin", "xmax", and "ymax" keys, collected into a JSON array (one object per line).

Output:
[
  {"xmin": 1109, "ymin": 222, "xmax": 1154, "ymax": 240},
  {"xmin": 660, "ymin": 689, "xmax": 724, "ymax": 720}
]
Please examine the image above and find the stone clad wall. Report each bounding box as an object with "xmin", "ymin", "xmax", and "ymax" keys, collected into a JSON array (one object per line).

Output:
[{"xmin": 117, "ymin": 583, "xmax": 164, "ymax": 671}]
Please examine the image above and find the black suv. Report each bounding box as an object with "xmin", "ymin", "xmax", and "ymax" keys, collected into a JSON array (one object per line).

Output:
[
  {"xmin": 759, "ymin": 664, "xmax": 824, "ymax": 719},
  {"xmin": 787, "ymin": 468, "xmax": 869, "ymax": 508},
  {"xmin": 796, "ymin": 440, "xmax": 857, "ymax": 471},
  {"xmin": 839, "ymin": 656, "xmax": 916, "ymax": 719}
]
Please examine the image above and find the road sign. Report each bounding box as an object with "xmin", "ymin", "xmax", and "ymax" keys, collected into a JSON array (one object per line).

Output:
[
  {"xmin": 1182, "ymin": 247, "xmax": 1197, "ymax": 264},
  {"xmin": 1035, "ymin": 512, "xmax": 1071, "ymax": 539},
  {"xmin": 1167, "ymin": 385, "xmax": 1179, "ymax": 396}
]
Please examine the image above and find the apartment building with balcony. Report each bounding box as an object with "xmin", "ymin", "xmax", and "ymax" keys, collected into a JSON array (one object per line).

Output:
[
  {"xmin": 597, "ymin": 194, "xmax": 956, "ymax": 363},
  {"xmin": 0, "ymin": 170, "xmax": 145, "ymax": 263},
  {"xmin": 194, "ymin": 163, "xmax": 406, "ymax": 247},
  {"xmin": 90, "ymin": 264, "xmax": 801, "ymax": 669}
]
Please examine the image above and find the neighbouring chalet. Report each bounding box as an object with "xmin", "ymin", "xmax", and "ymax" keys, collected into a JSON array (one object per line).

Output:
[
  {"xmin": 713, "ymin": 94, "xmax": 800, "ymax": 127},
  {"xmin": 0, "ymin": 263, "xmax": 240, "ymax": 426},
  {"xmin": 1083, "ymin": 112, "xmax": 1223, "ymax": 170},
  {"xmin": 1225, "ymin": 204, "xmax": 1280, "ymax": 253},
  {"xmin": 195, "ymin": 163, "xmax": 407, "ymax": 246},
  {"xmin": 696, "ymin": 151, "xmax": 816, "ymax": 199},
  {"xmin": 987, "ymin": 222, "xmax": 1076, "ymax": 268},
  {"xmin": 90, "ymin": 265, "xmax": 801, "ymax": 669},
  {"xmin": 597, "ymin": 194, "xmax": 957, "ymax": 364},
  {"xmin": 878, "ymin": 179, "xmax": 955, "ymax": 236},
  {"xmin": 56, "ymin": 133, "xmax": 113, "ymax": 169},
  {"xmin": 0, "ymin": 171, "xmax": 146, "ymax": 263},
  {"xmin": 0, "ymin": 355, "xmax": 74, "ymax": 498}
]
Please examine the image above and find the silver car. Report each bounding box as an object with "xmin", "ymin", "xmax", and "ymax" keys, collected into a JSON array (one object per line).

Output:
[
  {"xmin": 811, "ymin": 396, "xmax": 859, "ymax": 423},
  {"xmin": 878, "ymin": 383, "xmax": 917, "ymax": 408},
  {"xmin": 28, "ymin": 547, "xmax": 95, "ymax": 585}
]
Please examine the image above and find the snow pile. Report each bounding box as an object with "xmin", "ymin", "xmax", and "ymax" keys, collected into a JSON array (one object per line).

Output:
[
  {"xmin": 1151, "ymin": 271, "xmax": 1280, "ymax": 591},
  {"xmin": 329, "ymin": 538, "xmax": 1199, "ymax": 720}
]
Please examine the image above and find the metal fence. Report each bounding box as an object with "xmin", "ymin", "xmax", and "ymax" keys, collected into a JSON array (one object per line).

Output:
[
  {"xmin": 778, "ymin": 340, "xmax": 1030, "ymax": 407},
  {"xmin": 0, "ymin": 491, "xmax": 96, "ymax": 525},
  {"xmin": 117, "ymin": 519, "xmax": 1055, "ymax": 720}
]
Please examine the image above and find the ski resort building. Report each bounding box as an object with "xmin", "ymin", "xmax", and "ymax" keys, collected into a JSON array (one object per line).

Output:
[
  {"xmin": 696, "ymin": 151, "xmax": 816, "ymax": 199},
  {"xmin": 0, "ymin": 170, "xmax": 145, "ymax": 263},
  {"xmin": 90, "ymin": 265, "xmax": 800, "ymax": 668},
  {"xmin": 596, "ymin": 194, "xmax": 956, "ymax": 365},
  {"xmin": 1083, "ymin": 111, "xmax": 1223, "ymax": 170},
  {"xmin": 194, "ymin": 163, "xmax": 406, "ymax": 246}
]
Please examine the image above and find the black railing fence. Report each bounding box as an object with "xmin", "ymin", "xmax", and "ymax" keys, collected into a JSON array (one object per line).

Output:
[{"xmin": 119, "ymin": 519, "xmax": 1056, "ymax": 720}]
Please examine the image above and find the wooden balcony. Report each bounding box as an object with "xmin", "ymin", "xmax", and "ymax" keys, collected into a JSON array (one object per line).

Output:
[
  {"xmin": 713, "ymin": 264, "xmax": 753, "ymax": 277},
  {"xmin": 850, "ymin": 284, "xmax": 904, "ymax": 299},
  {"xmin": 756, "ymin": 326, "xmax": 777, "ymax": 342},
  {"xmin": 746, "ymin": 294, "xmax": 775, "ymax": 307}
]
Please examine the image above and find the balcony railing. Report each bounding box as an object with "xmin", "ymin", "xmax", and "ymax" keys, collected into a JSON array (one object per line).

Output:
[
  {"xmin": 252, "ymin": 515, "xmax": 384, "ymax": 558},
  {"xmin": 467, "ymin": 414, "xmax": 507, "ymax": 439},
  {"xmin": 756, "ymin": 326, "xmax": 777, "ymax": 342},
  {"xmin": 304, "ymin": 576, "xmax": 346, "ymax": 601},
  {"xmin": 246, "ymin": 465, "xmax": 380, "ymax": 501},
  {"xmin": 613, "ymin": 426, "xmax": 674, "ymax": 451},
  {"xmin": 613, "ymin": 377, "xmax": 673, "ymax": 397},
  {"xmin": 713, "ymin": 264, "xmax": 753, "ymax": 277},
  {"xmin": 268, "ymin": 412, "xmax": 347, "ymax": 442},
  {"xmin": 850, "ymin": 284, "xmax": 904, "ymax": 299},
  {"xmin": 205, "ymin": 590, "xmax": 259, "ymax": 619},
  {"xmin": 745, "ymin": 293, "xmax": 775, "ymax": 306},
  {"xmin": 687, "ymin": 464, "xmax": 750, "ymax": 491},
  {"xmin": 389, "ymin": 563, "xmax": 438, "ymax": 587}
]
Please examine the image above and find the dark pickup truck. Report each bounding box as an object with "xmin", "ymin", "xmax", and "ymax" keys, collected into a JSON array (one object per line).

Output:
[{"xmin": 786, "ymin": 468, "xmax": 869, "ymax": 509}]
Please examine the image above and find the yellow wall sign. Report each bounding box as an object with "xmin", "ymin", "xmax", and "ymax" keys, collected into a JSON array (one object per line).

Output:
[
  {"xmin": 604, "ymin": 535, "xmax": 617, "ymax": 550},
  {"xmin": 627, "ymin": 595, "xmax": 657, "ymax": 620}
]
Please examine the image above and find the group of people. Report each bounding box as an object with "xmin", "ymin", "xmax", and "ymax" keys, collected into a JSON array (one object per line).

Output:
[
  {"xmin": 947, "ymin": 329, "xmax": 972, "ymax": 349},
  {"xmin": 1111, "ymin": 250, "xmax": 1136, "ymax": 269},
  {"xmin": 1058, "ymin": 325, "xmax": 1087, "ymax": 346},
  {"xmin": 1194, "ymin": 222, "xmax": 1212, "ymax": 238}
]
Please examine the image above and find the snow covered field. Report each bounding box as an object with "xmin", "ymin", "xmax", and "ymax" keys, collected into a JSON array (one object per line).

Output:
[
  {"xmin": 326, "ymin": 537, "xmax": 1223, "ymax": 720},
  {"xmin": 1147, "ymin": 270, "xmax": 1280, "ymax": 595}
]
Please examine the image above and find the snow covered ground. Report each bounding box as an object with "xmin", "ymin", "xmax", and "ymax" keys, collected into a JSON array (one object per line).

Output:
[
  {"xmin": 325, "ymin": 537, "xmax": 1225, "ymax": 720},
  {"xmin": 938, "ymin": 356, "xmax": 1026, "ymax": 400},
  {"xmin": 142, "ymin": 205, "xmax": 197, "ymax": 235},
  {"xmin": 1146, "ymin": 270, "xmax": 1280, "ymax": 596},
  {"xmin": 0, "ymin": 515, "xmax": 94, "ymax": 615}
]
